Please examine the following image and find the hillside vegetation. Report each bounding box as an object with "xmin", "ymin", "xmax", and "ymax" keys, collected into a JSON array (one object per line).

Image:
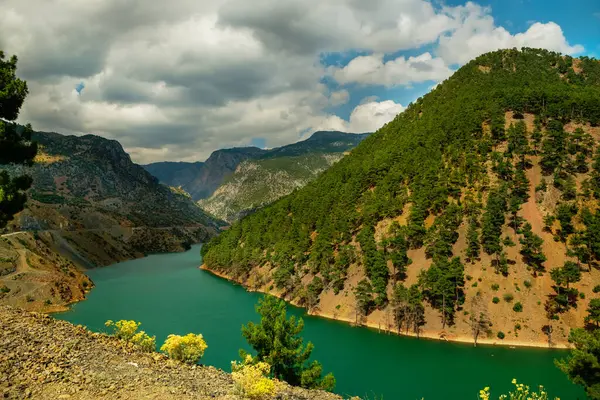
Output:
[
  {"xmin": 202, "ymin": 48, "xmax": 600, "ymax": 345},
  {"xmin": 197, "ymin": 132, "xmax": 370, "ymax": 222}
]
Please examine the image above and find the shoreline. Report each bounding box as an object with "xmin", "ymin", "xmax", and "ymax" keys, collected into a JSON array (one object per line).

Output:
[{"xmin": 200, "ymin": 264, "xmax": 570, "ymax": 350}]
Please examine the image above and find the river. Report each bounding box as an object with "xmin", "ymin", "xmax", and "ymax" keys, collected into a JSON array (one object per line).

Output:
[{"xmin": 55, "ymin": 245, "xmax": 585, "ymax": 399}]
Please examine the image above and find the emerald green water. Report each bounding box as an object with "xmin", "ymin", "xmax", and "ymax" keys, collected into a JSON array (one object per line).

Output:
[{"xmin": 56, "ymin": 246, "xmax": 585, "ymax": 399}]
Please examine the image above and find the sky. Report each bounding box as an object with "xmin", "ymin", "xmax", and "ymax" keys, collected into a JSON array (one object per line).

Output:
[{"xmin": 0, "ymin": 0, "xmax": 598, "ymax": 164}]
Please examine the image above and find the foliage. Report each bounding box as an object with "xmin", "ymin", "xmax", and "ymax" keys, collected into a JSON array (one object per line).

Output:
[
  {"xmin": 497, "ymin": 331, "xmax": 505, "ymax": 340},
  {"xmin": 492, "ymin": 297, "xmax": 500, "ymax": 304},
  {"xmin": 557, "ymin": 328, "xmax": 600, "ymax": 399},
  {"xmin": 418, "ymin": 257, "xmax": 465, "ymax": 326},
  {"xmin": 241, "ymin": 295, "xmax": 334, "ymax": 390},
  {"xmin": 392, "ymin": 283, "xmax": 425, "ymax": 335},
  {"xmin": 513, "ymin": 302, "xmax": 523, "ymax": 312},
  {"xmin": 478, "ymin": 379, "xmax": 557, "ymax": 400},
  {"xmin": 586, "ymin": 299, "xmax": 600, "ymax": 327},
  {"xmin": 104, "ymin": 320, "xmax": 156, "ymax": 352},
  {"xmin": 231, "ymin": 355, "xmax": 278, "ymax": 400},
  {"xmin": 160, "ymin": 333, "xmax": 207, "ymax": 363},
  {"xmin": 0, "ymin": 51, "xmax": 37, "ymax": 228},
  {"xmin": 550, "ymin": 261, "xmax": 582, "ymax": 289},
  {"xmin": 519, "ymin": 223, "xmax": 546, "ymax": 273}
]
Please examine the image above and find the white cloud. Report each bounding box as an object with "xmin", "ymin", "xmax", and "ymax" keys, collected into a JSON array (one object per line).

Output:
[
  {"xmin": 331, "ymin": 52, "xmax": 453, "ymax": 87},
  {"xmin": 438, "ymin": 3, "xmax": 584, "ymax": 65},
  {"xmin": 317, "ymin": 99, "xmax": 405, "ymax": 133}
]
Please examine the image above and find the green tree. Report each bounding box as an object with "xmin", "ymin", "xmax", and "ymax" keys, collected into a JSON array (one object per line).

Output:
[
  {"xmin": 241, "ymin": 295, "xmax": 335, "ymax": 390},
  {"xmin": 519, "ymin": 223, "xmax": 546, "ymax": 273},
  {"xmin": 551, "ymin": 261, "xmax": 581, "ymax": 289},
  {"xmin": 354, "ymin": 279, "xmax": 374, "ymax": 319},
  {"xmin": 0, "ymin": 52, "xmax": 37, "ymax": 228},
  {"xmin": 557, "ymin": 328, "xmax": 600, "ymax": 399},
  {"xmin": 586, "ymin": 299, "xmax": 600, "ymax": 327},
  {"xmin": 466, "ymin": 217, "xmax": 480, "ymax": 261}
]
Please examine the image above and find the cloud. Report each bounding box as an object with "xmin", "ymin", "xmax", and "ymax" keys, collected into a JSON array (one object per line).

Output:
[
  {"xmin": 317, "ymin": 99, "xmax": 405, "ymax": 133},
  {"xmin": 329, "ymin": 90, "xmax": 350, "ymax": 106},
  {"xmin": 0, "ymin": 0, "xmax": 584, "ymax": 163},
  {"xmin": 330, "ymin": 52, "xmax": 453, "ymax": 87},
  {"xmin": 437, "ymin": 3, "xmax": 584, "ymax": 65}
]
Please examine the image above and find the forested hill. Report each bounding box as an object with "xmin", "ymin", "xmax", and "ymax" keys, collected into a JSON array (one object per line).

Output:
[{"xmin": 202, "ymin": 48, "xmax": 600, "ymax": 345}]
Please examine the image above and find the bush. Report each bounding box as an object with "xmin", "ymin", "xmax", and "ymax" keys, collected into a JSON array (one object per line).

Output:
[
  {"xmin": 491, "ymin": 283, "xmax": 500, "ymax": 291},
  {"xmin": 0, "ymin": 285, "xmax": 10, "ymax": 293},
  {"xmin": 593, "ymin": 285, "xmax": 600, "ymax": 294},
  {"xmin": 492, "ymin": 297, "xmax": 500, "ymax": 304},
  {"xmin": 523, "ymin": 280, "xmax": 532, "ymax": 289},
  {"xmin": 161, "ymin": 333, "xmax": 207, "ymax": 364},
  {"xmin": 231, "ymin": 355, "xmax": 278, "ymax": 399},
  {"xmin": 479, "ymin": 379, "xmax": 557, "ymax": 400},
  {"xmin": 44, "ymin": 299, "xmax": 52, "ymax": 305},
  {"xmin": 26, "ymin": 295, "xmax": 34, "ymax": 302},
  {"xmin": 497, "ymin": 331, "xmax": 505, "ymax": 340},
  {"xmin": 579, "ymin": 292, "xmax": 586, "ymax": 299},
  {"xmin": 105, "ymin": 320, "xmax": 156, "ymax": 352},
  {"xmin": 503, "ymin": 293, "xmax": 514, "ymax": 302},
  {"xmin": 513, "ymin": 302, "xmax": 523, "ymax": 312}
]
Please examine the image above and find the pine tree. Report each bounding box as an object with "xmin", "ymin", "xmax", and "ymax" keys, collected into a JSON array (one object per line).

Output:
[
  {"xmin": 466, "ymin": 217, "xmax": 480, "ymax": 261},
  {"xmin": 519, "ymin": 223, "xmax": 547, "ymax": 273},
  {"xmin": 241, "ymin": 295, "xmax": 335, "ymax": 390},
  {"xmin": 0, "ymin": 52, "xmax": 37, "ymax": 228}
]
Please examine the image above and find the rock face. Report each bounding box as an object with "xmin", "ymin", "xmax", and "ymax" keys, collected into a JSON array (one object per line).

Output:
[
  {"xmin": 5, "ymin": 131, "xmax": 221, "ymax": 230},
  {"xmin": 144, "ymin": 147, "xmax": 267, "ymax": 201},
  {"xmin": 0, "ymin": 306, "xmax": 344, "ymax": 400}
]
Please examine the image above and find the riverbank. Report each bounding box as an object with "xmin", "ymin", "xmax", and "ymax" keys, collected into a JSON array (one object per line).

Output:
[
  {"xmin": 0, "ymin": 305, "xmax": 344, "ymax": 400},
  {"xmin": 200, "ymin": 265, "xmax": 570, "ymax": 350}
]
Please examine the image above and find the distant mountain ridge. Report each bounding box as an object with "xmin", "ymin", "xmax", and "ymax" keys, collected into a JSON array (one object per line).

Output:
[{"xmin": 143, "ymin": 131, "xmax": 370, "ymax": 202}]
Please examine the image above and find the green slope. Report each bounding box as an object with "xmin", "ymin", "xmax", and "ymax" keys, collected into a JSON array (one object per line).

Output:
[{"xmin": 202, "ymin": 48, "xmax": 600, "ymax": 336}]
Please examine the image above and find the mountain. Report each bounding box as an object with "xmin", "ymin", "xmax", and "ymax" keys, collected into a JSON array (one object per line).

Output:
[
  {"xmin": 0, "ymin": 130, "xmax": 222, "ymax": 311},
  {"xmin": 201, "ymin": 49, "xmax": 600, "ymax": 346},
  {"xmin": 143, "ymin": 132, "xmax": 369, "ymax": 205},
  {"xmin": 144, "ymin": 147, "xmax": 266, "ymax": 200},
  {"xmin": 198, "ymin": 131, "xmax": 370, "ymax": 222}
]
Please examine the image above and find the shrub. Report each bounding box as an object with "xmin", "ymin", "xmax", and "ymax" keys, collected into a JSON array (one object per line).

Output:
[
  {"xmin": 44, "ymin": 299, "xmax": 52, "ymax": 305},
  {"xmin": 515, "ymin": 323, "xmax": 521, "ymax": 330},
  {"xmin": 105, "ymin": 320, "xmax": 141, "ymax": 340},
  {"xmin": 497, "ymin": 331, "xmax": 505, "ymax": 340},
  {"xmin": 231, "ymin": 355, "xmax": 278, "ymax": 399},
  {"xmin": 523, "ymin": 280, "xmax": 532, "ymax": 289},
  {"xmin": 26, "ymin": 295, "xmax": 34, "ymax": 302},
  {"xmin": 513, "ymin": 302, "xmax": 523, "ymax": 312},
  {"xmin": 593, "ymin": 285, "xmax": 600, "ymax": 294},
  {"xmin": 478, "ymin": 379, "xmax": 557, "ymax": 400},
  {"xmin": 492, "ymin": 297, "xmax": 500, "ymax": 304},
  {"xmin": 579, "ymin": 292, "xmax": 586, "ymax": 299},
  {"xmin": 0, "ymin": 285, "xmax": 10, "ymax": 293},
  {"xmin": 161, "ymin": 333, "xmax": 207, "ymax": 364},
  {"xmin": 503, "ymin": 293, "xmax": 514, "ymax": 302},
  {"xmin": 466, "ymin": 275, "xmax": 473, "ymax": 281},
  {"xmin": 491, "ymin": 283, "xmax": 500, "ymax": 291},
  {"xmin": 105, "ymin": 320, "xmax": 156, "ymax": 352}
]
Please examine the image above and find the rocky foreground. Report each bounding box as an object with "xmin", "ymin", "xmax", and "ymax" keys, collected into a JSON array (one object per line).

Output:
[{"xmin": 0, "ymin": 306, "xmax": 345, "ymax": 399}]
